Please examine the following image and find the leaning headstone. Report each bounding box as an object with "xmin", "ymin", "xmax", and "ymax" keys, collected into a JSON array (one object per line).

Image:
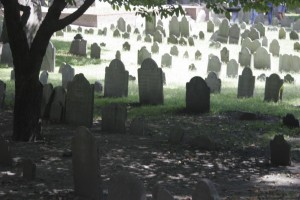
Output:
[
  {"xmin": 0, "ymin": 80, "xmax": 6, "ymax": 111},
  {"xmin": 284, "ymin": 74, "xmax": 294, "ymax": 84},
  {"xmin": 238, "ymin": 47, "xmax": 251, "ymax": 67},
  {"xmin": 290, "ymin": 30, "xmax": 299, "ymax": 40},
  {"xmin": 207, "ymin": 20, "xmax": 214, "ymax": 33},
  {"xmin": 220, "ymin": 47, "xmax": 229, "ymax": 63},
  {"xmin": 49, "ymin": 86, "xmax": 66, "ymax": 123},
  {"xmin": 40, "ymin": 83, "xmax": 53, "ymax": 119},
  {"xmin": 216, "ymin": 19, "xmax": 230, "ymax": 43},
  {"xmin": 264, "ymin": 73, "xmax": 283, "ymax": 102},
  {"xmin": 161, "ymin": 53, "xmax": 172, "ymax": 68},
  {"xmin": 108, "ymin": 171, "xmax": 146, "ymax": 200},
  {"xmin": 90, "ymin": 43, "xmax": 101, "ymax": 59},
  {"xmin": 102, "ymin": 103, "xmax": 127, "ymax": 134},
  {"xmin": 39, "ymin": 70, "xmax": 48, "ymax": 85},
  {"xmin": 186, "ymin": 76, "xmax": 210, "ymax": 113},
  {"xmin": 65, "ymin": 74, "xmax": 94, "ymax": 127},
  {"xmin": 254, "ymin": 47, "xmax": 270, "ymax": 70},
  {"xmin": 270, "ymin": 135, "xmax": 291, "ymax": 166},
  {"xmin": 0, "ymin": 136, "xmax": 12, "ymax": 166},
  {"xmin": 69, "ymin": 36, "xmax": 87, "ymax": 56},
  {"xmin": 228, "ymin": 24, "xmax": 240, "ymax": 44},
  {"xmin": 269, "ymin": 39, "xmax": 280, "ymax": 56},
  {"xmin": 117, "ymin": 17, "xmax": 126, "ymax": 32},
  {"xmin": 151, "ymin": 42, "xmax": 159, "ymax": 54},
  {"xmin": 179, "ymin": 16, "xmax": 190, "ymax": 37},
  {"xmin": 170, "ymin": 46, "xmax": 179, "ymax": 56},
  {"xmin": 138, "ymin": 58, "xmax": 164, "ymax": 105},
  {"xmin": 137, "ymin": 46, "xmax": 151, "ymax": 65},
  {"xmin": 237, "ymin": 67, "xmax": 255, "ymax": 98},
  {"xmin": 279, "ymin": 28, "xmax": 286, "ymax": 39},
  {"xmin": 226, "ymin": 59, "xmax": 239, "ymax": 78},
  {"xmin": 22, "ymin": 159, "xmax": 36, "ymax": 180},
  {"xmin": 169, "ymin": 16, "xmax": 180, "ymax": 37},
  {"xmin": 41, "ymin": 41, "xmax": 55, "ymax": 72},
  {"xmin": 192, "ymin": 179, "xmax": 220, "ymax": 200},
  {"xmin": 205, "ymin": 72, "xmax": 221, "ymax": 93},
  {"xmin": 104, "ymin": 59, "xmax": 129, "ymax": 97},
  {"xmin": 72, "ymin": 127, "xmax": 101, "ymax": 200},
  {"xmin": 61, "ymin": 63, "xmax": 75, "ymax": 89},
  {"xmin": 207, "ymin": 55, "xmax": 221, "ymax": 74}
]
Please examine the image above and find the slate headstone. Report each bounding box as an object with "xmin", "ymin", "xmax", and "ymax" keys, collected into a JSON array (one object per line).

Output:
[
  {"xmin": 90, "ymin": 43, "xmax": 101, "ymax": 59},
  {"xmin": 237, "ymin": 67, "xmax": 255, "ymax": 98},
  {"xmin": 264, "ymin": 73, "xmax": 283, "ymax": 102}
]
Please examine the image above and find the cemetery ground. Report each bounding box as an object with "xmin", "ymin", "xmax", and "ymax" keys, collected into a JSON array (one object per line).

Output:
[{"xmin": 1, "ymin": 21, "xmax": 300, "ymax": 199}]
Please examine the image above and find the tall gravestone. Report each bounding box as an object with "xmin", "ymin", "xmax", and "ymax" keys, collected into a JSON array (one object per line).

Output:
[
  {"xmin": 207, "ymin": 55, "xmax": 221, "ymax": 74},
  {"xmin": 207, "ymin": 20, "xmax": 214, "ymax": 33},
  {"xmin": 237, "ymin": 67, "xmax": 255, "ymax": 98},
  {"xmin": 72, "ymin": 127, "xmax": 100, "ymax": 200},
  {"xmin": 102, "ymin": 103, "xmax": 127, "ymax": 134},
  {"xmin": 39, "ymin": 70, "xmax": 48, "ymax": 85},
  {"xmin": 138, "ymin": 58, "xmax": 164, "ymax": 105},
  {"xmin": 269, "ymin": 39, "xmax": 280, "ymax": 56},
  {"xmin": 270, "ymin": 135, "xmax": 291, "ymax": 166},
  {"xmin": 65, "ymin": 74, "xmax": 94, "ymax": 127},
  {"xmin": 153, "ymin": 30, "xmax": 163, "ymax": 43},
  {"xmin": 205, "ymin": 72, "xmax": 221, "ymax": 94},
  {"xmin": 254, "ymin": 47, "xmax": 270, "ymax": 70},
  {"xmin": 216, "ymin": 19, "xmax": 230, "ymax": 43},
  {"xmin": 145, "ymin": 14, "xmax": 156, "ymax": 35},
  {"xmin": 229, "ymin": 24, "xmax": 240, "ymax": 44},
  {"xmin": 49, "ymin": 86, "xmax": 66, "ymax": 123},
  {"xmin": 264, "ymin": 73, "xmax": 283, "ymax": 102},
  {"xmin": 117, "ymin": 17, "xmax": 126, "ymax": 32},
  {"xmin": 169, "ymin": 16, "xmax": 180, "ymax": 37},
  {"xmin": 0, "ymin": 80, "xmax": 6, "ymax": 111},
  {"xmin": 69, "ymin": 35, "xmax": 87, "ymax": 56},
  {"xmin": 90, "ymin": 43, "xmax": 101, "ymax": 59},
  {"xmin": 186, "ymin": 76, "xmax": 210, "ymax": 113},
  {"xmin": 180, "ymin": 16, "xmax": 190, "ymax": 37},
  {"xmin": 104, "ymin": 59, "xmax": 129, "ymax": 97},
  {"xmin": 61, "ymin": 63, "xmax": 75, "ymax": 89},
  {"xmin": 41, "ymin": 41, "xmax": 55, "ymax": 72}
]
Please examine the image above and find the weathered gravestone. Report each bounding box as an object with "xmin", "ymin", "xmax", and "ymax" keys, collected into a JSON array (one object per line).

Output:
[
  {"xmin": 72, "ymin": 127, "xmax": 101, "ymax": 200},
  {"xmin": 192, "ymin": 179, "xmax": 220, "ymax": 200},
  {"xmin": 186, "ymin": 76, "xmax": 210, "ymax": 113},
  {"xmin": 69, "ymin": 35, "xmax": 87, "ymax": 56},
  {"xmin": 279, "ymin": 28, "xmax": 286, "ymax": 39},
  {"xmin": 284, "ymin": 74, "xmax": 294, "ymax": 84},
  {"xmin": 104, "ymin": 59, "xmax": 129, "ymax": 97},
  {"xmin": 115, "ymin": 50, "xmax": 121, "ymax": 60},
  {"xmin": 170, "ymin": 46, "xmax": 179, "ymax": 56},
  {"xmin": 133, "ymin": 28, "xmax": 140, "ymax": 34},
  {"xmin": 122, "ymin": 41, "xmax": 130, "ymax": 51},
  {"xmin": 22, "ymin": 159, "xmax": 36, "ymax": 180},
  {"xmin": 290, "ymin": 30, "xmax": 299, "ymax": 40},
  {"xmin": 137, "ymin": 46, "xmax": 151, "ymax": 65},
  {"xmin": 169, "ymin": 16, "xmax": 180, "ymax": 37},
  {"xmin": 0, "ymin": 136, "xmax": 12, "ymax": 166},
  {"xmin": 151, "ymin": 42, "xmax": 159, "ymax": 54},
  {"xmin": 156, "ymin": 25, "xmax": 166, "ymax": 37},
  {"xmin": 40, "ymin": 83, "xmax": 53, "ymax": 119},
  {"xmin": 261, "ymin": 36, "xmax": 268, "ymax": 47},
  {"xmin": 216, "ymin": 19, "xmax": 230, "ymax": 43},
  {"xmin": 228, "ymin": 24, "xmax": 240, "ymax": 44},
  {"xmin": 161, "ymin": 53, "xmax": 172, "ymax": 68},
  {"xmin": 188, "ymin": 37, "xmax": 194, "ymax": 46},
  {"xmin": 144, "ymin": 34, "xmax": 152, "ymax": 43},
  {"xmin": 90, "ymin": 43, "xmax": 101, "ymax": 59},
  {"xmin": 269, "ymin": 39, "xmax": 280, "ymax": 56},
  {"xmin": 167, "ymin": 34, "xmax": 178, "ymax": 44},
  {"xmin": 102, "ymin": 103, "xmax": 127, "ymax": 134},
  {"xmin": 65, "ymin": 74, "xmax": 94, "ymax": 127},
  {"xmin": 49, "ymin": 86, "xmax": 66, "ymax": 123},
  {"xmin": 220, "ymin": 47, "xmax": 229, "ymax": 63},
  {"xmin": 254, "ymin": 22, "xmax": 265, "ymax": 37},
  {"xmin": 237, "ymin": 67, "xmax": 255, "ymax": 98},
  {"xmin": 41, "ymin": 41, "xmax": 55, "ymax": 72},
  {"xmin": 60, "ymin": 63, "xmax": 75, "ymax": 89},
  {"xmin": 113, "ymin": 29, "xmax": 121, "ymax": 37},
  {"xmin": 39, "ymin": 70, "xmax": 48, "ymax": 85},
  {"xmin": 226, "ymin": 59, "xmax": 239, "ymax": 78},
  {"xmin": 117, "ymin": 17, "xmax": 126, "ymax": 32},
  {"xmin": 195, "ymin": 50, "xmax": 202, "ymax": 60},
  {"xmin": 270, "ymin": 135, "xmax": 291, "ymax": 166},
  {"xmin": 179, "ymin": 16, "xmax": 190, "ymax": 37},
  {"xmin": 145, "ymin": 13, "xmax": 156, "ymax": 35},
  {"xmin": 238, "ymin": 47, "xmax": 251, "ymax": 67},
  {"xmin": 207, "ymin": 55, "xmax": 221, "ymax": 74},
  {"xmin": 199, "ymin": 31, "xmax": 205, "ymax": 40},
  {"xmin": 207, "ymin": 20, "xmax": 214, "ymax": 33},
  {"xmin": 254, "ymin": 47, "xmax": 270, "ymax": 70},
  {"xmin": 264, "ymin": 73, "xmax": 283, "ymax": 102},
  {"xmin": 138, "ymin": 58, "xmax": 164, "ymax": 105},
  {"xmin": 0, "ymin": 80, "xmax": 6, "ymax": 111},
  {"xmin": 205, "ymin": 72, "xmax": 221, "ymax": 94},
  {"xmin": 108, "ymin": 171, "xmax": 146, "ymax": 200},
  {"xmin": 153, "ymin": 30, "xmax": 163, "ymax": 43}
]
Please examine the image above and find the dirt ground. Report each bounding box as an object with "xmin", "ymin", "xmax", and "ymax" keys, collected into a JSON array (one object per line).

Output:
[{"xmin": 1, "ymin": 110, "xmax": 300, "ymax": 200}]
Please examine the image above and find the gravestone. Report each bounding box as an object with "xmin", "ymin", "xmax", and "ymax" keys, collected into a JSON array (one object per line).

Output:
[
  {"xmin": 270, "ymin": 135, "xmax": 291, "ymax": 166},
  {"xmin": 189, "ymin": 63, "xmax": 196, "ymax": 71},
  {"xmin": 241, "ymin": 29, "xmax": 250, "ymax": 40},
  {"xmin": 137, "ymin": 46, "xmax": 151, "ymax": 65},
  {"xmin": 77, "ymin": 26, "xmax": 82, "ymax": 32},
  {"xmin": 133, "ymin": 28, "xmax": 140, "ymax": 34},
  {"xmin": 183, "ymin": 51, "xmax": 189, "ymax": 59},
  {"xmin": 40, "ymin": 83, "xmax": 53, "ymax": 119},
  {"xmin": 249, "ymin": 39, "xmax": 261, "ymax": 54},
  {"xmin": 138, "ymin": 58, "xmax": 164, "ymax": 105},
  {"xmin": 264, "ymin": 73, "xmax": 283, "ymax": 102},
  {"xmin": 283, "ymin": 114, "xmax": 298, "ymax": 128},
  {"xmin": 228, "ymin": 24, "xmax": 240, "ymax": 44},
  {"xmin": 115, "ymin": 50, "xmax": 121, "ymax": 60},
  {"xmin": 167, "ymin": 34, "xmax": 178, "ymax": 44},
  {"xmin": 69, "ymin": 37, "xmax": 87, "ymax": 56},
  {"xmin": 269, "ymin": 39, "xmax": 280, "ymax": 56},
  {"xmin": 238, "ymin": 47, "xmax": 251, "ymax": 67},
  {"xmin": 179, "ymin": 37, "xmax": 187, "ymax": 46},
  {"xmin": 72, "ymin": 127, "xmax": 100, "ymax": 200},
  {"xmin": 237, "ymin": 67, "xmax": 255, "ymax": 98},
  {"xmin": 170, "ymin": 46, "xmax": 179, "ymax": 56},
  {"xmin": 192, "ymin": 179, "xmax": 220, "ymax": 200},
  {"xmin": 67, "ymin": 25, "xmax": 71, "ymax": 32},
  {"xmin": 179, "ymin": 16, "xmax": 190, "ymax": 37},
  {"xmin": 61, "ymin": 63, "xmax": 75, "ymax": 89},
  {"xmin": 249, "ymin": 27, "xmax": 260, "ymax": 41},
  {"xmin": 101, "ymin": 103, "xmax": 127, "ymax": 134},
  {"xmin": 144, "ymin": 34, "xmax": 152, "ymax": 43},
  {"xmin": 188, "ymin": 37, "xmax": 194, "ymax": 46},
  {"xmin": 127, "ymin": 24, "xmax": 131, "ymax": 33},
  {"xmin": 145, "ymin": 13, "xmax": 156, "ymax": 35},
  {"xmin": 49, "ymin": 86, "xmax": 66, "ymax": 123},
  {"xmin": 90, "ymin": 43, "xmax": 101, "ymax": 59},
  {"xmin": 261, "ymin": 36, "xmax": 268, "ymax": 47},
  {"xmin": 186, "ymin": 76, "xmax": 210, "ymax": 113},
  {"xmin": 216, "ymin": 19, "xmax": 230, "ymax": 43},
  {"xmin": 113, "ymin": 29, "xmax": 121, "ymax": 37},
  {"xmin": 41, "ymin": 41, "xmax": 55, "ymax": 72},
  {"xmin": 220, "ymin": 47, "xmax": 229, "ymax": 63},
  {"xmin": 39, "ymin": 70, "xmax": 48, "ymax": 85},
  {"xmin": 65, "ymin": 74, "xmax": 94, "ymax": 127},
  {"xmin": 207, "ymin": 55, "xmax": 221, "ymax": 74},
  {"xmin": 161, "ymin": 53, "xmax": 172, "ymax": 68},
  {"xmin": 122, "ymin": 41, "xmax": 130, "ymax": 51},
  {"xmin": 279, "ymin": 28, "xmax": 286, "ymax": 39},
  {"xmin": 207, "ymin": 20, "xmax": 214, "ymax": 33},
  {"xmin": 94, "ymin": 81, "xmax": 103, "ymax": 94},
  {"xmin": 0, "ymin": 80, "xmax": 6, "ymax": 111},
  {"xmin": 169, "ymin": 16, "xmax": 180, "ymax": 37},
  {"xmin": 0, "ymin": 136, "xmax": 12, "ymax": 166},
  {"xmin": 284, "ymin": 74, "xmax": 294, "ymax": 84},
  {"xmin": 104, "ymin": 59, "xmax": 129, "ymax": 97},
  {"xmin": 153, "ymin": 30, "xmax": 163, "ymax": 43},
  {"xmin": 279, "ymin": 54, "xmax": 300, "ymax": 72},
  {"xmin": 195, "ymin": 50, "xmax": 202, "ymax": 60},
  {"xmin": 254, "ymin": 22, "xmax": 265, "ymax": 37},
  {"xmin": 290, "ymin": 30, "xmax": 299, "ymax": 40},
  {"xmin": 56, "ymin": 30, "xmax": 64, "ymax": 37},
  {"xmin": 240, "ymin": 22, "xmax": 246, "ymax": 29},
  {"xmin": 117, "ymin": 17, "xmax": 126, "ymax": 32},
  {"xmin": 241, "ymin": 37, "xmax": 252, "ymax": 51},
  {"xmin": 199, "ymin": 31, "xmax": 205, "ymax": 39},
  {"xmin": 294, "ymin": 42, "xmax": 300, "ymax": 51},
  {"xmin": 254, "ymin": 47, "xmax": 270, "ymax": 70},
  {"xmin": 205, "ymin": 72, "xmax": 221, "ymax": 93},
  {"xmin": 156, "ymin": 25, "xmax": 166, "ymax": 37},
  {"xmin": 226, "ymin": 59, "xmax": 239, "ymax": 78},
  {"xmin": 108, "ymin": 171, "xmax": 146, "ymax": 200},
  {"xmin": 122, "ymin": 32, "xmax": 130, "ymax": 39},
  {"xmin": 22, "ymin": 159, "xmax": 36, "ymax": 180},
  {"xmin": 151, "ymin": 42, "xmax": 159, "ymax": 54}
]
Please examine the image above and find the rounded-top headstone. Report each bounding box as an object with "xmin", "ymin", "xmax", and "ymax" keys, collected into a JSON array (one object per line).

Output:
[{"xmin": 74, "ymin": 33, "xmax": 83, "ymax": 40}]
